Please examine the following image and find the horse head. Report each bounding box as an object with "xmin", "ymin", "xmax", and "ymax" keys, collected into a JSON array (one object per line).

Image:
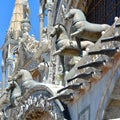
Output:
[
  {"xmin": 50, "ymin": 24, "xmax": 68, "ymax": 38},
  {"xmin": 64, "ymin": 9, "xmax": 74, "ymax": 20},
  {"xmin": 65, "ymin": 9, "xmax": 86, "ymax": 22},
  {"xmin": 50, "ymin": 24, "xmax": 61, "ymax": 37}
]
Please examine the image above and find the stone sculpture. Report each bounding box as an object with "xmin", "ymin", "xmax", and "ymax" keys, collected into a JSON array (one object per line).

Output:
[
  {"xmin": 11, "ymin": 18, "xmax": 50, "ymax": 81},
  {"xmin": 13, "ymin": 41, "xmax": 33, "ymax": 72},
  {"xmin": 20, "ymin": 20, "xmax": 50, "ymax": 63},
  {"xmin": 22, "ymin": 0, "xmax": 30, "ymax": 19},
  {"xmin": 35, "ymin": 27, "xmax": 51, "ymax": 62},
  {"xmin": 21, "ymin": 19, "xmax": 31, "ymax": 37},
  {"xmin": 38, "ymin": 60, "xmax": 49, "ymax": 82}
]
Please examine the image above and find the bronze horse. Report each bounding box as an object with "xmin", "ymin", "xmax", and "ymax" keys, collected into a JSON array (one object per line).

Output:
[
  {"xmin": 2, "ymin": 69, "xmax": 43, "ymax": 118},
  {"xmin": 50, "ymin": 24, "xmax": 82, "ymax": 56},
  {"xmin": 64, "ymin": 9, "xmax": 110, "ymax": 41},
  {"xmin": 50, "ymin": 24, "xmax": 93, "ymax": 85}
]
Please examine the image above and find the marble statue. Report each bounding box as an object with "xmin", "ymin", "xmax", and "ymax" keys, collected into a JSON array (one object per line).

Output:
[
  {"xmin": 22, "ymin": 0, "xmax": 30, "ymax": 19},
  {"xmin": 12, "ymin": 19, "xmax": 50, "ymax": 82},
  {"xmin": 35, "ymin": 27, "xmax": 51, "ymax": 61},
  {"xmin": 38, "ymin": 60, "xmax": 49, "ymax": 82},
  {"xmin": 21, "ymin": 19, "xmax": 31, "ymax": 37},
  {"xmin": 20, "ymin": 20, "xmax": 50, "ymax": 64},
  {"xmin": 64, "ymin": 8, "xmax": 110, "ymax": 41},
  {"xmin": 12, "ymin": 41, "xmax": 33, "ymax": 72}
]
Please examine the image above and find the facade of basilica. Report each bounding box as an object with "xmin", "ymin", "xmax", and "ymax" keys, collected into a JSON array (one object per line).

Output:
[{"xmin": 0, "ymin": 0, "xmax": 120, "ymax": 119}]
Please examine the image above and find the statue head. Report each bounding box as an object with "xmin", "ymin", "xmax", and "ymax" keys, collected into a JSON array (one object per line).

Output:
[
  {"xmin": 7, "ymin": 28, "xmax": 15, "ymax": 39},
  {"xmin": 21, "ymin": 19, "xmax": 31, "ymax": 34},
  {"xmin": 13, "ymin": 48, "xmax": 19, "ymax": 56}
]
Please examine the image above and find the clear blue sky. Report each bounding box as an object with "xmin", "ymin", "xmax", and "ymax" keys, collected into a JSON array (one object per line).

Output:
[{"xmin": 0, "ymin": 0, "xmax": 47, "ymax": 83}]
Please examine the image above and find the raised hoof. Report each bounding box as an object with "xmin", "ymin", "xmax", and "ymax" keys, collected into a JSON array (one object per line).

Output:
[
  {"xmin": 70, "ymin": 33, "xmax": 77, "ymax": 37},
  {"xmin": 2, "ymin": 108, "xmax": 8, "ymax": 119},
  {"xmin": 52, "ymin": 52, "xmax": 58, "ymax": 56},
  {"xmin": 70, "ymin": 30, "xmax": 81, "ymax": 37}
]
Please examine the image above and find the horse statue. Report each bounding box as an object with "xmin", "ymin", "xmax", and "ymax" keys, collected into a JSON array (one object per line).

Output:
[
  {"xmin": 2, "ymin": 69, "xmax": 47, "ymax": 118},
  {"xmin": 50, "ymin": 24, "xmax": 94, "ymax": 85},
  {"xmin": 64, "ymin": 9, "xmax": 110, "ymax": 41},
  {"xmin": 2, "ymin": 80, "xmax": 21, "ymax": 119},
  {"xmin": 11, "ymin": 69, "xmax": 42, "ymax": 93}
]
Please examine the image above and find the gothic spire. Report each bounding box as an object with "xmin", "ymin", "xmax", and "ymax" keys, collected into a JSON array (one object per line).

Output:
[{"xmin": 9, "ymin": 0, "xmax": 29, "ymax": 38}]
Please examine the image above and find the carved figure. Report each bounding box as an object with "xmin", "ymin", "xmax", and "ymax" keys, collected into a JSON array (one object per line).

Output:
[
  {"xmin": 64, "ymin": 9, "xmax": 110, "ymax": 41},
  {"xmin": 13, "ymin": 39, "xmax": 50, "ymax": 82},
  {"xmin": 22, "ymin": 1, "xmax": 30, "ymax": 19},
  {"xmin": 38, "ymin": 60, "xmax": 49, "ymax": 82},
  {"xmin": 21, "ymin": 19, "xmax": 31, "ymax": 37},
  {"xmin": 2, "ymin": 80, "xmax": 21, "ymax": 119},
  {"xmin": 35, "ymin": 28, "xmax": 51, "ymax": 61},
  {"xmin": 13, "ymin": 42, "xmax": 33, "ymax": 72},
  {"xmin": 50, "ymin": 24, "xmax": 93, "ymax": 85},
  {"xmin": 35, "ymin": 39, "xmax": 51, "ymax": 61},
  {"xmin": 42, "ymin": 27, "xmax": 48, "ymax": 39}
]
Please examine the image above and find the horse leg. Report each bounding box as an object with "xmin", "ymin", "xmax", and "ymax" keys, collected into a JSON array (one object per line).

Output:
[
  {"xmin": 53, "ymin": 46, "xmax": 66, "ymax": 56},
  {"xmin": 71, "ymin": 26, "xmax": 85, "ymax": 37},
  {"xmin": 76, "ymin": 37, "xmax": 83, "ymax": 56},
  {"xmin": 60, "ymin": 55, "xmax": 66, "ymax": 86},
  {"xmin": 2, "ymin": 104, "xmax": 13, "ymax": 119},
  {"xmin": 81, "ymin": 41, "xmax": 94, "ymax": 49}
]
